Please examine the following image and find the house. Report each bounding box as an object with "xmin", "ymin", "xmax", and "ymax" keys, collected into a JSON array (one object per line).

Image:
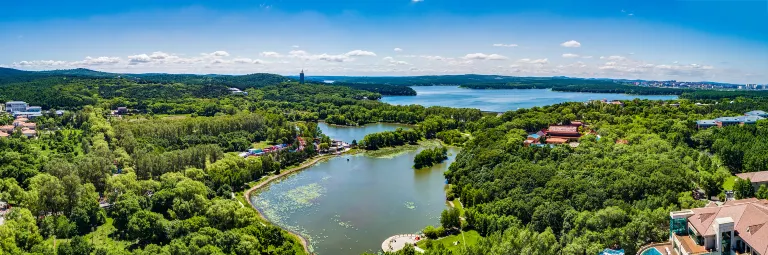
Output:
[
  {"xmin": 228, "ymin": 88, "xmax": 248, "ymax": 95},
  {"xmin": 5, "ymin": 101, "xmax": 28, "ymax": 113},
  {"xmin": 21, "ymin": 128, "xmax": 36, "ymax": 138},
  {"xmin": 25, "ymin": 106, "xmax": 41, "ymax": 113},
  {"xmin": 740, "ymin": 116, "xmax": 765, "ymax": 125},
  {"xmin": 715, "ymin": 117, "xmax": 743, "ymax": 127},
  {"xmin": 668, "ymin": 198, "xmax": 768, "ymax": 255},
  {"xmin": 0, "ymin": 125, "xmax": 15, "ymax": 134},
  {"xmin": 746, "ymin": 110, "xmax": 768, "ymax": 118},
  {"xmin": 547, "ymin": 125, "xmax": 581, "ymax": 141},
  {"xmin": 736, "ymin": 171, "xmax": 768, "ymax": 190},
  {"xmin": 13, "ymin": 112, "xmax": 42, "ymax": 119},
  {"xmin": 696, "ymin": 120, "xmax": 717, "ymax": 129},
  {"xmin": 116, "ymin": 107, "xmax": 128, "ymax": 115}
]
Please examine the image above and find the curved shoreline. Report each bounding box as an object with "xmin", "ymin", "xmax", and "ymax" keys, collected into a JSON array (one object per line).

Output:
[{"xmin": 243, "ymin": 153, "xmax": 343, "ymax": 255}]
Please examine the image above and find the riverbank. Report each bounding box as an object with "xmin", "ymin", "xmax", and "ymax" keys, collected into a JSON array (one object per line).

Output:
[
  {"xmin": 244, "ymin": 155, "xmax": 333, "ymax": 254},
  {"xmin": 243, "ymin": 150, "xmax": 361, "ymax": 254}
]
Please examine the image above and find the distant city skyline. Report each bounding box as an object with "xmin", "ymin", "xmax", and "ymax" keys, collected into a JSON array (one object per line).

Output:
[{"xmin": 1, "ymin": 0, "xmax": 766, "ymax": 84}]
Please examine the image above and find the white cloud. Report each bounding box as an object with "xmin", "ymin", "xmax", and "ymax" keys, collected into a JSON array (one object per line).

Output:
[
  {"xmin": 394, "ymin": 48, "xmax": 403, "ymax": 52},
  {"xmin": 128, "ymin": 54, "xmax": 152, "ymax": 64},
  {"xmin": 600, "ymin": 55, "xmax": 627, "ymax": 61},
  {"xmin": 517, "ymin": 58, "xmax": 548, "ymax": 64},
  {"xmin": 344, "ymin": 50, "xmax": 377, "ymax": 57},
  {"xmin": 292, "ymin": 45, "xmax": 300, "ymax": 48},
  {"xmin": 412, "ymin": 0, "xmax": 423, "ymax": 2},
  {"xmin": 203, "ymin": 51, "xmax": 230, "ymax": 57},
  {"xmin": 70, "ymin": 56, "xmax": 121, "ymax": 66},
  {"xmin": 422, "ymin": 55, "xmax": 446, "ymax": 61},
  {"xmin": 261, "ymin": 51, "xmax": 282, "ymax": 58},
  {"xmin": 463, "ymin": 53, "xmax": 508, "ymax": 60},
  {"xmin": 492, "ymin": 43, "xmax": 518, "ymax": 47},
  {"xmin": 233, "ymin": 58, "xmax": 265, "ymax": 64},
  {"xmin": 289, "ymin": 50, "xmax": 308, "ymax": 56},
  {"xmin": 582, "ymin": 56, "xmax": 593, "ymax": 59},
  {"xmin": 562, "ymin": 53, "xmax": 580, "ymax": 58},
  {"xmin": 383, "ymin": 56, "xmax": 409, "ymax": 65},
  {"xmin": 149, "ymin": 51, "xmax": 173, "ymax": 60},
  {"xmin": 560, "ymin": 40, "xmax": 582, "ymax": 48}
]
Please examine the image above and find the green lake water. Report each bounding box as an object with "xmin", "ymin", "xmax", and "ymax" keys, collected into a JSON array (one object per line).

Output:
[{"xmin": 250, "ymin": 139, "xmax": 458, "ymax": 254}]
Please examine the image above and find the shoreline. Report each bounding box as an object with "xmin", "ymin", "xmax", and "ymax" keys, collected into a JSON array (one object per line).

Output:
[{"xmin": 243, "ymin": 152, "xmax": 355, "ymax": 255}]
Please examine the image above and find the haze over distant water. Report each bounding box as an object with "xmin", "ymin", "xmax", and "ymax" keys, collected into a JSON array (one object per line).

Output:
[{"xmin": 381, "ymin": 86, "xmax": 678, "ymax": 112}]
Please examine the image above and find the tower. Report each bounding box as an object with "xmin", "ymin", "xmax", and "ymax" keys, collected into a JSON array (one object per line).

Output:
[{"xmin": 299, "ymin": 70, "xmax": 305, "ymax": 84}]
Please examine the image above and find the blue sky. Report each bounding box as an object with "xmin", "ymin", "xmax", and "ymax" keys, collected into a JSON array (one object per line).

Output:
[{"xmin": 1, "ymin": 0, "xmax": 766, "ymax": 83}]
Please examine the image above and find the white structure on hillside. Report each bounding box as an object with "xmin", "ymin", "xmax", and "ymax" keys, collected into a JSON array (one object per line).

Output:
[{"xmin": 5, "ymin": 101, "xmax": 28, "ymax": 113}]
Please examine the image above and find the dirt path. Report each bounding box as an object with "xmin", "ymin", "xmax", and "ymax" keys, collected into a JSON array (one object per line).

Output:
[{"xmin": 243, "ymin": 154, "xmax": 338, "ymax": 255}]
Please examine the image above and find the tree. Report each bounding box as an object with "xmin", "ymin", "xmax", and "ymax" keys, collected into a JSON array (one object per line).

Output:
[
  {"xmin": 734, "ymin": 178, "xmax": 755, "ymax": 199},
  {"xmin": 57, "ymin": 235, "xmax": 93, "ymax": 255},
  {"xmin": 127, "ymin": 210, "xmax": 167, "ymax": 244},
  {"xmin": 757, "ymin": 185, "xmax": 768, "ymax": 199},
  {"xmin": 440, "ymin": 208, "xmax": 461, "ymax": 230}
]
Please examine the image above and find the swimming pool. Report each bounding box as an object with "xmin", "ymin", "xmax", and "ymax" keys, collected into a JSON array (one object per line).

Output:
[{"xmin": 641, "ymin": 248, "xmax": 663, "ymax": 255}]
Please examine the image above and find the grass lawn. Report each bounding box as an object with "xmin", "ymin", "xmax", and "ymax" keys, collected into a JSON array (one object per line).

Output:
[
  {"xmin": 85, "ymin": 218, "xmax": 132, "ymax": 252},
  {"xmin": 251, "ymin": 140, "xmax": 271, "ymax": 150},
  {"xmin": 451, "ymin": 198, "xmax": 464, "ymax": 216},
  {"xmin": 416, "ymin": 230, "xmax": 481, "ymax": 252},
  {"xmin": 723, "ymin": 174, "xmax": 738, "ymax": 191}
]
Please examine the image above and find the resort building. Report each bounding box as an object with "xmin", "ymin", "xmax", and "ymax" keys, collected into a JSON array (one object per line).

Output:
[
  {"xmin": 228, "ymin": 87, "xmax": 248, "ymax": 95},
  {"xmin": 697, "ymin": 111, "xmax": 767, "ymax": 129},
  {"xmin": 746, "ymin": 110, "xmax": 768, "ymax": 118},
  {"xmin": 736, "ymin": 171, "xmax": 768, "ymax": 190},
  {"xmin": 4, "ymin": 101, "xmax": 28, "ymax": 113},
  {"xmin": 547, "ymin": 125, "xmax": 581, "ymax": 141},
  {"xmin": 668, "ymin": 198, "xmax": 768, "ymax": 255}
]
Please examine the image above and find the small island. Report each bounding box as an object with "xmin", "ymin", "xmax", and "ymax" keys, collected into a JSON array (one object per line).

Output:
[{"xmin": 413, "ymin": 147, "xmax": 448, "ymax": 169}]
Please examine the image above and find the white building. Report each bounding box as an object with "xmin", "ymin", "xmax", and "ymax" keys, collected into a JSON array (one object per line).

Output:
[{"xmin": 5, "ymin": 101, "xmax": 28, "ymax": 113}]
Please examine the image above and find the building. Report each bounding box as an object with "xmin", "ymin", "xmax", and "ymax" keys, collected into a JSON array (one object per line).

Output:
[
  {"xmin": 228, "ymin": 87, "xmax": 248, "ymax": 95},
  {"xmin": 25, "ymin": 106, "xmax": 41, "ymax": 113},
  {"xmin": 5, "ymin": 101, "xmax": 28, "ymax": 113},
  {"xmin": 746, "ymin": 110, "xmax": 768, "ymax": 118},
  {"xmin": 299, "ymin": 70, "xmax": 305, "ymax": 84},
  {"xmin": 669, "ymin": 198, "xmax": 768, "ymax": 255},
  {"xmin": 117, "ymin": 107, "xmax": 128, "ymax": 115},
  {"xmin": 736, "ymin": 171, "xmax": 768, "ymax": 190},
  {"xmin": 715, "ymin": 117, "xmax": 743, "ymax": 127},
  {"xmin": 696, "ymin": 120, "xmax": 717, "ymax": 129},
  {"xmin": 547, "ymin": 125, "xmax": 580, "ymax": 138},
  {"xmin": 697, "ymin": 111, "xmax": 767, "ymax": 129}
]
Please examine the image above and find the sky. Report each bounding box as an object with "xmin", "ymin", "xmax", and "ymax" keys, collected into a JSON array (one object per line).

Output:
[{"xmin": 1, "ymin": 0, "xmax": 767, "ymax": 84}]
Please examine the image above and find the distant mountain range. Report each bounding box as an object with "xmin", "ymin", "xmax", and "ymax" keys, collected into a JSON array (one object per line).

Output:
[{"xmin": 1, "ymin": 68, "xmax": 750, "ymax": 87}]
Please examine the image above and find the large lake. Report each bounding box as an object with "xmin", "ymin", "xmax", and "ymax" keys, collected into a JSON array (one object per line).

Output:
[
  {"xmin": 250, "ymin": 135, "xmax": 458, "ymax": 254},
  {"xmin": 381, "ymin": 86, "xmax": 678, "ymax": 112},
  {"xmin": 318, "ymin": 122, "xmax": 412, "ymax": 143}
]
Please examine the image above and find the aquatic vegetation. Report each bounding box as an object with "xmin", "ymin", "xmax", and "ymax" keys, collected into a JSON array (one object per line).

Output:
[{"xmin": 404, "ymin": 201, "xmax": 416, "ymax": 209}]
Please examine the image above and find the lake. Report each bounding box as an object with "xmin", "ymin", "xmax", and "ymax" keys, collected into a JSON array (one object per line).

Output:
[
  {"xmin": 250, "ymin": 146, "xmax": 459, "ymax": 255},
  {"xmin": 318, "ymin": 122, "xmax": 412, "ymax": 143},
  {"xmin": 381, "ymin": 86, "xmax": 678, "ymax": 112}
]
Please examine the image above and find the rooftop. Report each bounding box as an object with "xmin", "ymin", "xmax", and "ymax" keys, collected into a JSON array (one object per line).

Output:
[
  {"xmin": 736, "ymin": 171, "xmax": 768, "ymax": 183},
  {"xmin": 746, "ymin": 110, "xmax": 768, "ymax": 116},
  {"xmin": 683, "ymin": 198, "xmax": 768, "ymax": 255},
  {"xmin": 548, "ymin": 125, "xmax": 578, "ymax": 133}
]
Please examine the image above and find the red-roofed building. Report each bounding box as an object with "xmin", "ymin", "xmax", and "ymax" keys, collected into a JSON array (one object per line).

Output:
[
  {"xmin": 669, "ymin": 199, "xmax": 768, "ymax": 255},
  {"xmin": 736, "ymin": 171, "xmax": 768, "ymax": 190},
  {"xmin": 547, "ymin": 125, "xmax": 579, "ymax": 137}
]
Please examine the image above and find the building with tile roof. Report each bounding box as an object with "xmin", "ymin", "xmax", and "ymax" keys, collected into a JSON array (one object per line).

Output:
[
  {"xmin": 736, "ymin": 171, "xmax": 768, "ymax": 190},
  {"xmin": 669, "ymin": 198, "xmax": 768, "ymax": 255}
]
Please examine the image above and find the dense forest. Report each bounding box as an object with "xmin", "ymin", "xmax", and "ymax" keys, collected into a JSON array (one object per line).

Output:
[{"xmin": 2, "ymin": 68, "xmax": 768, "ymax": 255}]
